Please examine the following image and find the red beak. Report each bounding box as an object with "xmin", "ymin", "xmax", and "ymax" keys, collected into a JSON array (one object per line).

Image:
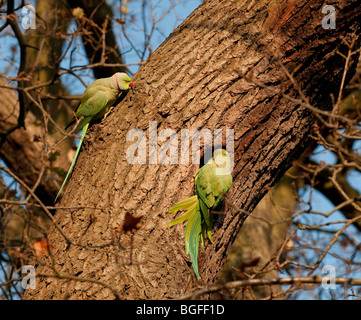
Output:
[{"xmin": 129, "ymin": 81, "xmax": 134, "ymax": 88}]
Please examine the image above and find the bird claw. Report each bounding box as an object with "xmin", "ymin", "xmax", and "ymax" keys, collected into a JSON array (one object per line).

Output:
[{"xmin": 103, "ymin": 106, "xmax": 115, "ymax": 120}]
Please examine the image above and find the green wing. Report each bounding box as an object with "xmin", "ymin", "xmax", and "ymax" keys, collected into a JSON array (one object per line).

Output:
[
  {"xmin": 66, "ymin": 90, "xmax": 109, "ymax": 131},
  {"xmin": 76, "ymin": 90, "xmax": 109, "ymax": 118},
  {"xmin": 195, "ymin": 164, "xmax": 217, "ymax": 208},
  {"xmin": 195, "ymin": 164, "xmax": 216, "ymax": 234},
  {"xmin": 198, "ymin": 198, "xmax": 213, "ymax": 242},
  {"xmin": 196, "ymin": 162, "xmax": 232, "ymax": 209},
  {"xmin": 195, "ymin": 161, "xmax": 232, "ymax": 240}
]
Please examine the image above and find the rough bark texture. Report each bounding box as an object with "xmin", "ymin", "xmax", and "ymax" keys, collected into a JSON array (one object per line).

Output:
[{"xmin": 23, "ymin": 0, "xmax": 361, "ymax": 299}]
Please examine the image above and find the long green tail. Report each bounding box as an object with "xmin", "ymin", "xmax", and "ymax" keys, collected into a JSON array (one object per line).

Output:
[
  {"xmin": 184, "ymin": 202, "xmax": 202, "ymax": 279},
  {"xmin": 54, "ymin": 123, "xmax": 89, "ymax": 202},
  {"xmin": 167, "ymin": 196, "xmax": 198, "ymax": 226},
  {"xmin": 167, "ymin": 195, "xmax": 208, "ymax": 280}
]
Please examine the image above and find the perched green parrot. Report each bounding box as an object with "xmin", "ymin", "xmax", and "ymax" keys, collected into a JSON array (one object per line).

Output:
[
  {"xmin": 55, "ymin": 72, "xmax": 133, "ymax": 202},
  {"xmin": 167, "ymin": 149, "xmax": 233, "ymax": 279}
]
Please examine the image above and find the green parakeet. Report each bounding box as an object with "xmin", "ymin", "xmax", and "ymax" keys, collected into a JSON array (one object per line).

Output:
[
  {"xmin": 167, "ymin": 149, "xmax": 233, "ymax": 279},
  {"xmin": 55, "ymin": 72, "xmax": 133, "ymax": 202}
]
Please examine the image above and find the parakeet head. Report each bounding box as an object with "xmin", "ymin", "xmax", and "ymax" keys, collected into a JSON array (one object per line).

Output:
[
  {"xmin": 212, "ymin": 149, "xmax": 232, "ymax": 175},
  {"xmin": 114, "ymin": 72, "xmax": 134, "ymax": 90}
]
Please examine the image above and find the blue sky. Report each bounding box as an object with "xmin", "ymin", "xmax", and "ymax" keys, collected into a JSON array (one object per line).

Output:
[{"xmin": 58, "ymin": 0, "xmax": 202, "ymax": 95}]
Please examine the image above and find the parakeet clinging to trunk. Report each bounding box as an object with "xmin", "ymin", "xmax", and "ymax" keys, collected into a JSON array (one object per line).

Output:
[
  {"xmin": 167, "ymin": 149, "xmax": 233, "ymax": 279},
  {"xmin": 55, "ymin": 72, "xmax": 133, "ymax": 202}
]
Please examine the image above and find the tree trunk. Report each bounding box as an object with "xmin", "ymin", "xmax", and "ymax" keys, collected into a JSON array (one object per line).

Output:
[{"xmin": 23, "ymin": 0, "xmax": 361, "ymax": 299}]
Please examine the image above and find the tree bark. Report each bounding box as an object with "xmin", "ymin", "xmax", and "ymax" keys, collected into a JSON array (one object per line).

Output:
[{"xmin": 23, "ymin": 0, "xmax": 361, "ymax": 300}]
